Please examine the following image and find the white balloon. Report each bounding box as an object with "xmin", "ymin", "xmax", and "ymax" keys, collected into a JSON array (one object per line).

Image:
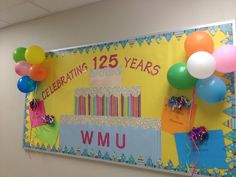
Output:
[{"xmin": 187, "ymin": 51, "xmax": 216, "ymax": 79}]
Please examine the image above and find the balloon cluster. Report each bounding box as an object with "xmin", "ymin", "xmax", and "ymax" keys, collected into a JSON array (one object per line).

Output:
[
  {"xmin": 168, "ymin": 96, "xmax": 191, "ymax": 110},
  {"xmin": 13, "ymin": 46, "xmax": 48, "ymax": 93},
  {"xmin": 190, "ymin": 126, "xmax": 209, "ymax": 145},
  {"xmin": 167, "ymin": 31, "xmax": 236, "ymax": 104},
  {"xmin": 42, "ymin": 115, "xmax": 55, "ymax": 126}
]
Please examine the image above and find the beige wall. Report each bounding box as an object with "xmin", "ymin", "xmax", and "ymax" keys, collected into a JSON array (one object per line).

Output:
[{"xmin": 0, "ymin": 0, "xmax": 236, "ymax": 177}]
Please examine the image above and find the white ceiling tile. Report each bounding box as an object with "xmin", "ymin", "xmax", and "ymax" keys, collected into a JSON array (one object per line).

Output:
[
  {"xmin": 31, "ymin": 0, "xmax": 101, "ymax": 12},
  {"xmin": 0, "ymin": 20, "xmax": 9, "ymax": 28},
  {"xmin": 0, "ymin": 2, "xmax": 49, "ymax": 24},
  {"xmin": 0, "ymin": 0, "xmax": 25, "ymax": 10}
]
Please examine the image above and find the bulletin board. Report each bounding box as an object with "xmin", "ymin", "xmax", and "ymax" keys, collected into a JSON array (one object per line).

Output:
[{"xmin": 23, "ymin": 21, "xmax": 236, "ymax": 176}]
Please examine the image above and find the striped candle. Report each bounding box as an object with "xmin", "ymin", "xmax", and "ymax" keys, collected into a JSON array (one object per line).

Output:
[{"xmin": 75, "ymin": 94, "xmax": 141, "ymax": 117}]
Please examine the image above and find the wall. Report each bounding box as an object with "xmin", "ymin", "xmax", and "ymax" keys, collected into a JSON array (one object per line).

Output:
[{"xmin": 0, "ymin": 0, "xmax": 236, "ymax": 177}]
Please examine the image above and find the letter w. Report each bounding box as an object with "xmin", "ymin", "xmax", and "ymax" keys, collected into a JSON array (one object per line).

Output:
[
  {"xmin": 81, "ymin": 130, "xmax": 94, "ymax": 145},
  {"xmin": 98, "ymin": 132, "xmax": 110, "ymax": 147}
]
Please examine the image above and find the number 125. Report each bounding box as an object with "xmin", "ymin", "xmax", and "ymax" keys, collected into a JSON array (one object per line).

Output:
[{"xmin": 93, "ymin": 54, "xmax": 118, "ymax": 69}]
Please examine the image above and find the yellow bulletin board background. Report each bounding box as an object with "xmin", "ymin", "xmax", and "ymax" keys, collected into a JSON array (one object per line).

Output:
[{"xmin": 23, "ymin": 21, "xmax": 235, "ymax": 176}]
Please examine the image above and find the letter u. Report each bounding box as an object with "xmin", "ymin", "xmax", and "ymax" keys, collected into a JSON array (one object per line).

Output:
[{"xmin": 116, "ymin": 133, "xmax": 126, "ymax": 149}]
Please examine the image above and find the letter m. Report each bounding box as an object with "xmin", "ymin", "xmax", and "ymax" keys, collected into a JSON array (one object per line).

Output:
[{"xmin": 98, "ymin": 132, "xmax": 110, "ymax": 147}]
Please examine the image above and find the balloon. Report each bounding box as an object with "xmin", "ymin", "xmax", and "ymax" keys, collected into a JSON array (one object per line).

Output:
[
  {"xmin": 213, "ymin": 45, "xmax": 236, "ymax": 73},
  {"xmin": 167, "ymin": 62, "xmax": 197, "ymax": 89},
  {"xmin": 184, "ymin": 31, "xmax": 214, "ymax": 56},
  {"xmin": 17, "ymin": 76, "xmax": 36, "ymax": 93},
  {"xmin": 187, "ymin": 51, "xmax": 216, "ymax": 79},
  {"xmin": 13, "ymin": 47, "xmax": 26, "ymax": 62},
  {"xmin": 25, "ymin": 45, "xmax": 45, "ymax": 64},
  {"xmin": 15, "ymin": 61, "xmax": 31, "ymax": 76},
  {"xmin": 29, "ymin": 65, "xmax": 48, "ymax": 81},
  {"xmin": 196, "ymin": 75, "xmax": 226, "ymax": 104}
]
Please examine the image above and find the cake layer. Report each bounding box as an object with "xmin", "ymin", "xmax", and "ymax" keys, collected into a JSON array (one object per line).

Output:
[
  {"xmin": 75, "ymin": 86, "xmax": 140, "ymax": 97},
  {"xmin": 60, "ymin": 115, "xmax": 161, "ymax": 130}
]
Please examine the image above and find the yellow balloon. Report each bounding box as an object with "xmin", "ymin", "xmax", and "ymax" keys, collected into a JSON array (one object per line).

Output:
[{"xmin": 25, "ymin": 45, "xmax": 45, "ymax": 64}]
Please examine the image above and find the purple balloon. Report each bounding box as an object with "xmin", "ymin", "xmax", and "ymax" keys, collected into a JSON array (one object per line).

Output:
[
  {"xmin": 213, "ymin": 45, "xmax": 236, "ymax": 73},
  {"xmin": 15, "ymin": 61, "xmax": 31, "ymax": 76}
]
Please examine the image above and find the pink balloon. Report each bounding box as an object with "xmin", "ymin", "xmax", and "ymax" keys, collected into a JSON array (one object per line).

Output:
[
  {"xmin": 213, "ymin": 45, "xmax": 236, "ymax": 73},
  {"xmin": 15, "ymin": 61, "xmax": 31, "ymax": 76}
]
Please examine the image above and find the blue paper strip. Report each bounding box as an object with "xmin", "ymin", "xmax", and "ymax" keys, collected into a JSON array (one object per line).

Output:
[
  {"xmin": 175, "ymin": 130, "xmax": 228, "ymax": 168},
  {"xmin": 60, "ymin": 123, "xmax": 161, "ymax": 164}
]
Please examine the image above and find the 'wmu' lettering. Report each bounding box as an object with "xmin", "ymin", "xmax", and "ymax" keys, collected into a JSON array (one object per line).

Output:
[{"xmin": 80, "ymin": 130, "xmax": 126, "ymax": 149}]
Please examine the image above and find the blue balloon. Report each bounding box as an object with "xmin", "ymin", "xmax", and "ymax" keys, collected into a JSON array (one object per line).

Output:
[
  {"xmin": 17, "ymin": 76, "xmax": 36, "ymax": 93},
  {"xmin": 196, "ymin": 76, "xmax": 226, "ymax": 104}
]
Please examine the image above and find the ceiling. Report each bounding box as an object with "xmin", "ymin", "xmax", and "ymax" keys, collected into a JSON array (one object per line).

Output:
[{"xmin": 0, "ymin": 0, "xmax": 102, "ymax": 29}]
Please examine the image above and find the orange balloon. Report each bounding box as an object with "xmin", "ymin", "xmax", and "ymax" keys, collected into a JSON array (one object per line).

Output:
[
  {"xmin": 184, "ymin": 31, "xmax": 214, "ymax": 56},
  {"xmin": 29, "ymin": 65, "xmax": 48, "ymax": 81}
]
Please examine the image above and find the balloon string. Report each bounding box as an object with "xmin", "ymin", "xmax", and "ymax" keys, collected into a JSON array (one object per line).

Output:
[
  {"xmin": 191, "ymin": 88, "xmax": 201, "ymax": 176},
  {"xmin": 33, "ymin": 82, "xmax": 38, "ymax": 98},
  {"xmin": 188, "ymin": 88, "xmax": 196, "ymax": 131},
  {"xmin": 186, "ymin": 138, "xmax": 199, "ymax": 176},
  {"xmin": 185, "ymin": 141, "xmax": 191, "ymax": 172},
  {"xmin": 26, "ymin": 57, "xmax": 40, "ymax": 159},
  {"xmin": 32, "ymin": 81, "xmax": 39, "ymax": 132},
  {"xmin": 28, "ymin": 83, "xmax": 38, "ymax": 154},
  {"xmin": 191, "ymin": 138, "xmax": 200, "ymax": 176},
  {"xmin": 190, "ymin": 88, "xmax": 200, "ymax": 165},
  {"xmin": 186, "ymin": 88, "xmax": 199, "ymax": 176}
]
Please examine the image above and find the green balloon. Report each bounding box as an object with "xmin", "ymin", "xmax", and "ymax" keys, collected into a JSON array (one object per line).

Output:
[
  {"xmin": 13, "ymin": 47, "xmax": 26, "ymax": 62},
  {"xmin": 167, "ymin": 62, "xmax": 197, "ymax": 89}
]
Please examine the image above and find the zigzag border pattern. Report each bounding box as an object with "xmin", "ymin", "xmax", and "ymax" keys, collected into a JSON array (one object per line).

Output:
[
  {"xmin": 221, "ymin": 23, "xmax": 236, "ymax": 176},
  {"xmin": 23, "ymin": 94, "xmax": 30, "ymax": 148}
]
